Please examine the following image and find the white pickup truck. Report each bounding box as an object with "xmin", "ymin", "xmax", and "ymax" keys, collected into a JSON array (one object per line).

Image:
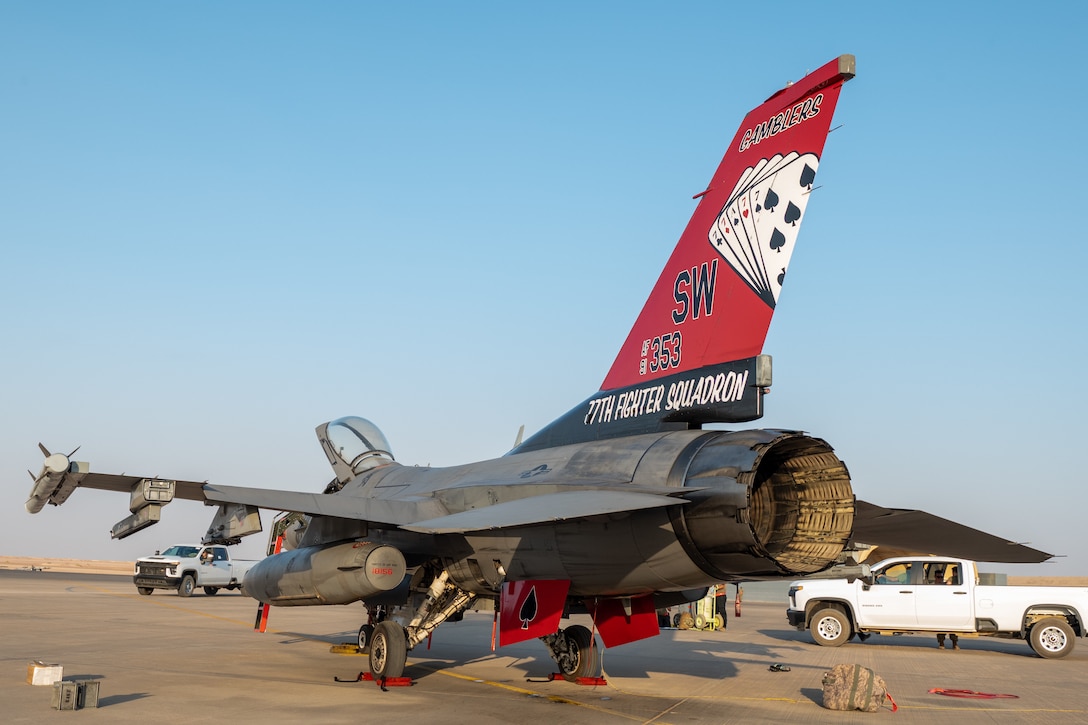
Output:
[
  {"xmin": 787, "ymin": 556, "xmax": 1087, "ymax": 658},
  {"xmin": 134, "ymin": 544, "xmax": 257, "ymax": 597}
]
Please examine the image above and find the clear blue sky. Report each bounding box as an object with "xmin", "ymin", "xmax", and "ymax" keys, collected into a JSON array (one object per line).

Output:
[{"xmin": 3, "ymin": 3, "xmax": 1085, "ymax": 575}]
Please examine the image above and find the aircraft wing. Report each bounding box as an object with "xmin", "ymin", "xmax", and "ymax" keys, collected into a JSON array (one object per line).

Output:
[
  {"xmin": 400, "ymin": 490, "xmax": 690, "ymax": 534},
  {"xmin": 26, "ymin": 448, "xmax": 690, "ymax": 540},
  {"xmin": 22, "ymin": 448, "xmax": 443, "ymax": 540},
  {"xmin": 852, "ymin": 500, "xmax": 1052, "ymax": 563},
  {"xmin": 201, "ymin": 484, "xmax": 447, "ymax": 525},
  {"xmin": 26, "ymin": 466, "xmax": 210, "ymax": 510}
]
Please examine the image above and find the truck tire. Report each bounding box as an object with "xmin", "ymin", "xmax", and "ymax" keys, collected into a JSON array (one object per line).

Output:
[
  {"xmin": 810, "ymin": 607, "xmax": 852, "ymax": 647},
  {"xmin": 1029, "ymin": 617, "xmax": 1075, "ymax": 659},
  {"xmin": 178, "ymin": 574, "xmax": 196, "ymax": 598},
  {"xmin": 137, "ymin": 587, "xmax": 153, "ymax": 596},
  {"xmin": 203, "ymin": 586, "xmax": 219, "ymax": 596}
]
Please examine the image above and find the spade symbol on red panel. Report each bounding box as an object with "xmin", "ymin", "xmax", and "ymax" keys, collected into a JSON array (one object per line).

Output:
[{"xmin": 519, "ymin": 586, "xmax": 538, "ymax": 629}]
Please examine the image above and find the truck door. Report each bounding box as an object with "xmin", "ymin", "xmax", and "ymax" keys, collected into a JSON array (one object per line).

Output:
[
  {"xmin": 202, "ymin": 547, "xmax": 231, "ymax": 585},
  {"xmin": 915, "ymin": 561, "xmax": 973, "ymax": 630},
  {"xmin": 856, "ymin": 561, "xmax": 918, "ymax": 627}
]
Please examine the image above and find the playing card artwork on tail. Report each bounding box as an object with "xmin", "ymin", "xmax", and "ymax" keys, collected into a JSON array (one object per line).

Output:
[{"xmin": 708, "ymin": 151, "xmax": 819, "ymax": 309}]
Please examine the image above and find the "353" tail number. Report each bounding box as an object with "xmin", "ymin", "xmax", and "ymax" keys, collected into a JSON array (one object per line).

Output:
[{"xmin": 642, "ymin": 332, "xmax": 682, "ymax": 374}]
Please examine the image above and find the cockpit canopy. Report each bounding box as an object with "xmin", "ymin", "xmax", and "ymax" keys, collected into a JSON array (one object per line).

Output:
[{"xmin": 316, "ymin": 416, "xmax": 394, "ymax": 484}]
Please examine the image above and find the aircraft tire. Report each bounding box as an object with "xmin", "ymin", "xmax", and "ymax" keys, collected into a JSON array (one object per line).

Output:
[
  {"xmin": 559, "ymin": 625, "xmax": 599, "ymax": 681},
  {"xmin": 1029, "ymin": 617, "xmax": 1074, "ymax": 659},
  {"xmin": 177, "ymin": 574, "xmax": 196, "ymax": 598},
  {"xmin": 203, "ymin": 586, "xmax": 219, "ymax": 596},
  {"xmin": 810, "ymin": 607, "xmax": 851, "ymax": 647},
  {"xmin": 358, "ymin": 623, "xmax": 375, "ymax": 653},
  {"xmin": 369, "ymin": 621, "xmax": 407, "ymax": 679}
]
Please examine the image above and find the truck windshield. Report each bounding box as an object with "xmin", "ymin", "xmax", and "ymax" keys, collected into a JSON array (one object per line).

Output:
[{"xmin": 161, "ymin": 546, "xmax": 200, "ymax": 558}]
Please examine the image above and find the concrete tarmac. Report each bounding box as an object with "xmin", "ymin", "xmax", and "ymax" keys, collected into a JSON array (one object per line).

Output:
[{"xmin": 3, "ymin": 569, "xmax": 1086, "ymax": 724}]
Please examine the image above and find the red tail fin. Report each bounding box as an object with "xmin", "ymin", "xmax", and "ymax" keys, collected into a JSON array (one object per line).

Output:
[
  {"xmin": 602, "ymin": 55, "xmax": 855, "ymax": 391},
  {"xmin": 513, "ymin": 56, "xmax": 854, "ymax": 454}
]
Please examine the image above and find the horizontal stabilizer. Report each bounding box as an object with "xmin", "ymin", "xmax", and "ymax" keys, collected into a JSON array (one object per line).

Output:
[
  {"xmin": 401, "ymin": 490, "xmax": 688, "ymax": 534},
  {"xmin": 852, "ymin": 500, "xmax": 1052, "ymax": 564}
]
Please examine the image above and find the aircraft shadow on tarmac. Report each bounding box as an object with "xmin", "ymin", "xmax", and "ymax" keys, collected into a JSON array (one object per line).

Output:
[
  {"xmin": 273, "ymin": 629, "xmax": 359, "ymax": 646},
  {"xmin": 400, "ymin": 628, "xmax": 814, "ymax": 681}
]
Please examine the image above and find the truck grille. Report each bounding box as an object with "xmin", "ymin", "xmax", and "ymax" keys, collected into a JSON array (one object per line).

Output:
[{"xmin": 138, "ymin": 563, "xmax": 169, "ymax": 576}]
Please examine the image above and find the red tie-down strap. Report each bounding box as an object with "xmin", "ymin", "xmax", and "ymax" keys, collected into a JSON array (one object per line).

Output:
[{"xmin": 929, "ymin": 688, "xmax": 1019, "ymax": 699}]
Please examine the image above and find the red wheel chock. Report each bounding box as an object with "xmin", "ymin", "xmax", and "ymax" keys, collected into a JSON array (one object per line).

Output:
[
  {"xmin": 335, "ymin": 671, "xmax": 413, "ymax": 689},
  {"xmin": 546, "ymin": 673, "xmax": 608, "ymax": 686}
]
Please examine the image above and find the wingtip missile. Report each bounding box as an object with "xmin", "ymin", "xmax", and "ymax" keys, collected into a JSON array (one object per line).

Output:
[
  {"xmin": 25, "ymin": 449, "xmax": 89, "ymax": 514},
  {"xmin": 25, "ymin": 452, "xmax": 72, "ymax": 514}
]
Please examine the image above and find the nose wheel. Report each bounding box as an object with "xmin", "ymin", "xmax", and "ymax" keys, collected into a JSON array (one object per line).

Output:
[{"xmin": 369, "ymin": 621, "xmax": 408, "ymax": 678}]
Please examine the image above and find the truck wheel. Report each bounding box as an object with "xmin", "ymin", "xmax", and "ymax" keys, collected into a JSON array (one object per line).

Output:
[
  {"xmin": 811, "ymin": 607, "xmax": 852, "ymax": 647},
  {"xmin": 178, "ymin": 574, "xmax": 196, "ymax": 598},
  {"xmin": 137, "ymin": 587, "xmax": 153, "ymax": 596},
  {"xmin": 203, "ymin": 586, "xmax": 219, "ymax": 596},
  {"xmin": 369, "ymin": 621, "xmax": 407, "ymax": 679},
  {"xmin": 1029, "ymin": 617, "xmax": 1075, "ymax": 659}
]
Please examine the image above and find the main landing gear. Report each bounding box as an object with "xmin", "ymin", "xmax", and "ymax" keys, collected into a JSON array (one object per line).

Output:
[
  {"xmin": 541, "ymin": 624, "xmax": 601, "ymax": 681},
  {"xmin": 354, "ymin": 566, "xmax": 604, "ymax": 684}
]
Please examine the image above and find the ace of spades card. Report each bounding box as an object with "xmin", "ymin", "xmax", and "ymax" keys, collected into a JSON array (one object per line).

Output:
[{"xmin": 707, "ymin": 152, "xmax": 819, "ymax": 308}]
